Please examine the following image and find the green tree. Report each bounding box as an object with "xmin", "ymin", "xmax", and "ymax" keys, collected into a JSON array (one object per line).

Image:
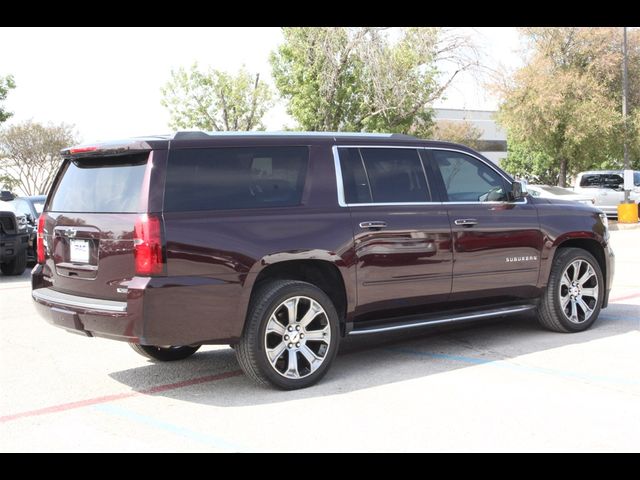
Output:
[
  {"xmin": 0, "ymin": 75, "xmax": 16, "ymax": 124},
  {"xmin": 500, "ymin": 137, "xmax": 559, "ymax": 185},
  {"xmin": 161, "ymin": 65, "xmax": 274, "ymax": 131},
  {"xmin": 431, "ymin": 119, "xmax": 483, "ymax": 150},
  {"xmin": 270, "ymin": 27, "xmax": 478, "ymax": 134},
  {"xmin": 495, "ymin": 27, "xmax": 640, "ymax": 186},
  {"xmin": 0, "ymin": 120, "xmax": 77, "ymax": 195}
]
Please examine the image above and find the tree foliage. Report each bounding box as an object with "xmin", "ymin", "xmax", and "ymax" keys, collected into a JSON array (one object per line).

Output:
[
  {"xmin": 0, "ymin": 75, "xmax": 16, "ymax": 124},
  {"xmin": 431, "ymin": 119, "xmax": 483, "ymax": 150},
  {"xmin": 161, "ymin": 65, "xmax": 274, "ymax": 131},
  {"xmin": 500, "ymin": 136, "xmax": 558, "ymax": 185},
  {"xmin": 495, "ymin": 27, "xmax": 640, "ymax": 186},
  {"xmin": 270, "ymin": 27, "xmax": 478, "ymax": 134},
  {"xmin": 0, "ymin": 120, "xmax": 77, "ymax": 196}
]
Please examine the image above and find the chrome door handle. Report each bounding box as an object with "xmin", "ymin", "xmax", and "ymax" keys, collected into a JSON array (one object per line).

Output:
[
  {"xmin": 359, "ymin": 221, "xmax": 388, "ymax": 230},
  {"xmin": 454, "ymin": 218, "xmax": 478, "ymax": 227}
]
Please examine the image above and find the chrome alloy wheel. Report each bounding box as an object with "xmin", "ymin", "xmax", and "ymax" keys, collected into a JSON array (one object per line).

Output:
[
  {"xmin": 559, "ymin": 259, "xmax": 599, "ymax": 324},
  {"xmin": 263, "ymin": 296, "xmax": 331, "ymax": 379}
]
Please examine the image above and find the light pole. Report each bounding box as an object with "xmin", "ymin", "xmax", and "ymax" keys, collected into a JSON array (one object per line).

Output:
[{"xmin": 622, "ymin": 26, "xmax": 629, "ymax": 203}]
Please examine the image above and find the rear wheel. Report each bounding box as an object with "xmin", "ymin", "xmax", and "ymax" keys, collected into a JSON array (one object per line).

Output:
[
  {"xmin": 236, "ymin": 280, "xmax": 340, "ymax": 390},
  {"xmin": 129, "ymin": 343, "xmax": 200, "ymax": 362},
  {"xmin": 0, "ymin": 251, "xmax": 27, "ymax": 276},
  {"xmin": 538, "ymin": 248, "xmax": 604, "ymax": 333}
]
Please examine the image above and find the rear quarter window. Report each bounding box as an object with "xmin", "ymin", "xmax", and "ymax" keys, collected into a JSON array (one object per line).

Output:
[{"xmin": 164, "ymin": 147, "xmax": 309, "ymax": 212}]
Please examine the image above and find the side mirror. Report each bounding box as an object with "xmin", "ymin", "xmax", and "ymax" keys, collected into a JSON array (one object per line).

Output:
[
  {"xmin": 0, "ymin": 190, "xmax": 15, "ymax": 202},
  {"xmin": 509, "ymin": 181, "xmax": 526, "ymax": 201}
]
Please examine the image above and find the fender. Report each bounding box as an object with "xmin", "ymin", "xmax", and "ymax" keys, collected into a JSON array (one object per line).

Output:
[{"xmin": 237, "ymin": 248, "xmax": 357, "ymax": 334}]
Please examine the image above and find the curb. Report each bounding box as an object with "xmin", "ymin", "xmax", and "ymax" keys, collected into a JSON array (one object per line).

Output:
[{"xmin": 609, "ymin": 222, "xmax": 640, "ymax": 231}]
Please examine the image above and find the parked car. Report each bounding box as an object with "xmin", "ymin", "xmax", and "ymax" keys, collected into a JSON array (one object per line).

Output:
[
  {"xmin": 0, "ymin": 191, "xmax": 30, "ymax": 275},
  {"xmin": 526, "ymin": 184, "xmax": 595, "ymax": 206},
  {"xmin": 573, "ymin": 170, "xmax": 640, "ymax": 217},
  {"xmin": 32, "ymin": 132, "xmax": 614, "ymax": 389},
  {"xmin": 0, "ymin": 194, "xmax": 46, "ymax": 263}
]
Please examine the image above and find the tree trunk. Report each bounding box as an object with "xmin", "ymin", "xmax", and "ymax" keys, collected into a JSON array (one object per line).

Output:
[{"xmin": 558, "ymin": 158, "xmax": 567, "ymax": 187}]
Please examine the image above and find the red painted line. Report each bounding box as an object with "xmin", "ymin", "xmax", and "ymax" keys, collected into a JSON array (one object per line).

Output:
[
  {"xmin": 0, "ymin": 369, "xmax": 243, "ymax": 424},
  {"xmin": 0, "ymin": 285, "xmax": 30, "ymax": 291},
  {"xmin": 609, "ymin": 292, "xmax": 640, "ymax": 303},
  {"xmin": 141, "ymin": 370, "xmax": 243, "ymax": 394}
]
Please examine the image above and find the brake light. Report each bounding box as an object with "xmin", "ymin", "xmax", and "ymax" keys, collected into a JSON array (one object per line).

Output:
[
  {"xmin": 37, "ymin": 215, "xmax": 46, "ymax": 264},
  {"xmin": 134, "ymin": 214, "xmax": 164, "ymax": 275},
  {"xmin": 69, "ymin": 146, "xmax": 98, "ymax": 154}
]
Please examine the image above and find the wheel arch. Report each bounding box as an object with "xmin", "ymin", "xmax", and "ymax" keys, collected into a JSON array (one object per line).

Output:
[
  {"xmin": 239, "ymin": 255, "xmax": 353, "ymax": 337},
  {"xmin": 548, "ymin": 235, "xmax": 607, "ymax": 293}
]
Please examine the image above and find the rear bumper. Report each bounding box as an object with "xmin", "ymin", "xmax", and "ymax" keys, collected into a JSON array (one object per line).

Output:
[{"xmin": 31, "ymin": 264, "xmax": 246, "ymax": 345}]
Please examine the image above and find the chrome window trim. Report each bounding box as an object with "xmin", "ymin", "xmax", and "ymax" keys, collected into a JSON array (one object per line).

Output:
[{"xmin": 332, "ymin": 145, "xmax": 527, "ymax": 207}]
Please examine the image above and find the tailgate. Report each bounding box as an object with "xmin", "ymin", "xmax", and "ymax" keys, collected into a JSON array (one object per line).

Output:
[{"xmin": 41, "ymin": 152, "xmax": 152, "ymax": 301}]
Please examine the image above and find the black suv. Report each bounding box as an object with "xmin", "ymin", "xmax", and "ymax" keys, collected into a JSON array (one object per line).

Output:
[
  {"xmin": 32, "ymin": 132, "xmax": 614, "ymax": 389},
  {"xmin": 1, "ymin": 191, "xmax": 29, "ymax": 275}
]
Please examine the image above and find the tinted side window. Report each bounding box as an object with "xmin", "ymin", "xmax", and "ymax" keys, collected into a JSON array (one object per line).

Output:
[
  {"xmin": 359, "ymin": 148, "xmax": 430, "ymax": 203},
  {"xmin": 48, "ymin": 153, "xmax": 149, "ymax": 213},
  {"xmin": 338, "ymin": 147, "xmax": 372, "ymax": 204},
  {"xmin": 433, "ymin": 150, "xmax": 507, "ymax": 202},
  {"xmin": 580, "ymin": 174, "xmax": 603, "ymax": 188},
  {"xmin": 164, "ymin": 147, "xmax": 308, "ymax": 212}
]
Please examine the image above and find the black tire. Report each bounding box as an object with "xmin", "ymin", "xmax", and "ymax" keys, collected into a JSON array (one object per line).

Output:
[
  {"xmin": 538, "ymin": 247, "xmax": 604, "ymax": 333},
  {"xmin": 0, "ymin": 251, "xmax": 27, "ymax": 276},
  {"xmin": 235, "ymin": 280, "xmax": 340, "ymax": 390},
  {"xmin": 129, "ymin": 343, "xmax": 200, "ymax": 362}
]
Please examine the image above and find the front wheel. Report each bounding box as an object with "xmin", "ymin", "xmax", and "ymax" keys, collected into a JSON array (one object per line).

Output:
[
  {"xmin": 129, "ymin": 343, "xmax": 200, "ymax": 362},
  {"xmin": 235, "ymin": 280, "xmax": 340, "ymax": 390},
  {"xmin": 538, "ymin": 247, "xmax": 604, "ymax": 333}
]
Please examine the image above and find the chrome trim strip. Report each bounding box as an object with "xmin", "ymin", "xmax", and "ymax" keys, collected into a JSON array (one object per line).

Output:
[
  {"xmin": 332, "ymin": 145, "xmax": 527, "ymax": 207},
  {"xmin": 32, "ymin": 288, "xmax": 127, "ymax": 313},
  {"xmin": 348, "ymin": 305, "xmax": 536, "ymax": 335}
]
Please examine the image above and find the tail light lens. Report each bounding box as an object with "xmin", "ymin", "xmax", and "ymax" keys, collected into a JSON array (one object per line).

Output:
[
  {"xmin": 134, "ymin": 214, "xmax": 165, "ymax": 276},
  {"xmin": 37, "ymin": 215, "xmax": 46, "ymax": 264}
]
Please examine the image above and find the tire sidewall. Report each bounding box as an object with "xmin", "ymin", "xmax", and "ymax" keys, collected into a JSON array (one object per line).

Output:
[
  {"xmin": 548, "ymin": 249, "xmax": 604, "ymax": 332},
  {"xmin": 250, "ymin": 282, "xmax": 340, "ymax": 390}
]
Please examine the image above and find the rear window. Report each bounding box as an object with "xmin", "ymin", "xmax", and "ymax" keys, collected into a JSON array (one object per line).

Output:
[
  {"xmin": 164, "ymin": 147, "xmax": 309, "ymax": 212},
  {"xmin": 579, "ymin": 174, "xmax": 623, "ymax": 189},
  {"xmin": 48, "ymin": 153, "xmax": 149, "ymax": 213}
]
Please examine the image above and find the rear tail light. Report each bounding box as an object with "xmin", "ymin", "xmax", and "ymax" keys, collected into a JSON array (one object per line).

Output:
[
  {"xmin": 134, "ymin": 214, "xmax": 165, "ymax": 275},
  {"xmin": 37, "ymin": 215, "xmax": 45, "ymax": 264}
]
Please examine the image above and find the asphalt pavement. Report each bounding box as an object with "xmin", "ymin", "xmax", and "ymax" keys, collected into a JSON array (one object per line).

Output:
[{"xmin": 1, "ymin": 230, "xmax": 638, "ymax": 452}]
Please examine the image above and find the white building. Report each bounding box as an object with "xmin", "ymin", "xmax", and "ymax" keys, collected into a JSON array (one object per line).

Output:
[{"xmin": 434, "ymin": 108, "xmax": 507, "ymax": 165}]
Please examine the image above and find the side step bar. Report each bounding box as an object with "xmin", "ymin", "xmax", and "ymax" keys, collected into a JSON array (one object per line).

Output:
[{"xmin": 349, "ymin": 304, "xmax": 536, "ymax": 336}]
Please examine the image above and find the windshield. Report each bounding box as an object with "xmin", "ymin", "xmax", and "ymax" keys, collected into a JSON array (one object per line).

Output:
[{"xmin": 33, "ymin": 201, "xmax": 45, "ymax": 214}]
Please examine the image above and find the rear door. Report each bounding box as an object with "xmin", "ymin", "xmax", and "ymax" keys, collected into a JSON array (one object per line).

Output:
[
  {"xmin": 42, "ymin": 152, "xmax": 152, "ymax": 300},
  {"xmin": 428, "ymin": 148, "xmax": 543, "ymax": 303},
  {"xmin": 336, "ymin": 146, "xmax": 453, "ymax": 321}
]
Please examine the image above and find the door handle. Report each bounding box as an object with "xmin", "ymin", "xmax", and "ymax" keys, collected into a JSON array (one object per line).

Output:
[
  {"xmin": 359, "ymin": 221, "xmax": 388, "ymax": 230},
  {"xmin": 454, "ymin": 218, "xmax": 478, "ymax": 227}
]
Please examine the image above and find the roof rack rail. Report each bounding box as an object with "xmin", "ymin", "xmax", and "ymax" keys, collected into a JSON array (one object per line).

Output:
[{"xmin": 390, "ymin": 133, "xmax": 419, "ymax": 140}]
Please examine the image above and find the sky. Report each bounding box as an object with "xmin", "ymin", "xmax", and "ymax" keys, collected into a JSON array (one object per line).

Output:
[{"xmin": 0, "ymin": 27, "xmax": 524, "ymax": 143}]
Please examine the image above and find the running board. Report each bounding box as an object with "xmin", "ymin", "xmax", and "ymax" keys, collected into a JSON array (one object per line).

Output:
[{"xmin": 349, "ymin": 304, "xmax": 536, "ymax": 336}]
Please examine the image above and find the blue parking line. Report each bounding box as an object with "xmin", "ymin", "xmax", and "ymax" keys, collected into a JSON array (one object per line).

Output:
[
  {"xmin": 93, "ymin": 404, "xmax": 248, "ymax": 452},
  {"xmin": 386, "ymin": 347, "xmax": 640, "ymax": 387}
]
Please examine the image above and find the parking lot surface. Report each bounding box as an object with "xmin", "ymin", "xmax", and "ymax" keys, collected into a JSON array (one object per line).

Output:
[{"xmin": 1, "ymin": 230, "xmax": 638, "ymax": 452}]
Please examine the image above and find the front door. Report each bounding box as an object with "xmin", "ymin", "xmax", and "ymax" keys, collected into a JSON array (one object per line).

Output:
[
  {"xmin": 336, "ymin": 147, "xmax": 453, "ymax": 321},
  {"xmin": 428, "ymin": 149, "xmax": 543, "ymax": 304}
]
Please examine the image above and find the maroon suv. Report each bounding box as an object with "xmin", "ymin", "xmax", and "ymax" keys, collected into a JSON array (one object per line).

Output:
[{"xmin": 32, "ymin": 132, "xmax": 614, "ymax": 389}]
